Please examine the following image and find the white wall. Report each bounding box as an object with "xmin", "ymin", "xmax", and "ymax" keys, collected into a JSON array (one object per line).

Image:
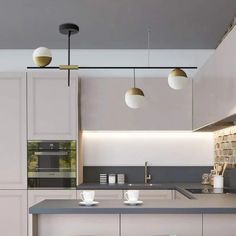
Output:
[{"xmin": 82, "ymin": 131, "xmax": 214, "ymax": 166}]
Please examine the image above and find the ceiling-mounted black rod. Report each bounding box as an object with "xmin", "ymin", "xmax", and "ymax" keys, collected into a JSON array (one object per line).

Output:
[
  {"xmin": 27, "ymin": 66, "xmax": 198, "ymax": 69},
  {"xmin": 68, "ymin": 31, "xmax": 71, "ymax": 87}
]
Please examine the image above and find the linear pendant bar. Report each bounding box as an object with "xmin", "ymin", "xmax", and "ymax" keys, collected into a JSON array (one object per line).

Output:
[{"xmin": 27, "ymin": 66, "xmax": 198, "ymax": 69}]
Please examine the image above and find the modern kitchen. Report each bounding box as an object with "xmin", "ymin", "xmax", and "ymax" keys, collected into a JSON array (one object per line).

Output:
[{"xmin": 1, "ymin": 1, "xmax": 236, "ymax": 236}]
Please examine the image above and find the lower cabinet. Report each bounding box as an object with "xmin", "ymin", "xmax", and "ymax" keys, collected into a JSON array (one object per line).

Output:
[
  {"xmin": 28, "ymin": 190, "xmax": 76, "ymax": 236},
  {"xmin": 77, "ymin": 190, "xmax": 123, "ymax": 200},
  {"xmin": 38, "ymin": 214, "xmax": 119, "ymax": 236},
  {"xmin": 203, "ymin": 214, "xmax": 236, "ymax": 236},
  {"xmin": 121, "ymin": 214, "xmax": 202, "ymax": 236},
  {"xmin": 0, "ymin": 190, "xmax": 27, "ymax": 236}
]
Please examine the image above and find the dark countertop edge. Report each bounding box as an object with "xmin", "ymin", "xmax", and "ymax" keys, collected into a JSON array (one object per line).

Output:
[{"xmin": 29, "ymin": 208, "xmax": 236, "ymax": 214}]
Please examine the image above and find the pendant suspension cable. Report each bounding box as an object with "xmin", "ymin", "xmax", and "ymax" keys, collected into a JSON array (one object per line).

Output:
[
  {"xmin": 68, "ymin": 31, "xmax": 71, "ymax": 87},
  {"xmin": 147, "ymin": 28, "xmax": 151, "ymax": 67}
]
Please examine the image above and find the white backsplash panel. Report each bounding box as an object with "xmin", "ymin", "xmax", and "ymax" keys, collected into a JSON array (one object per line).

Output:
[{"xmin": 82, "ymin": 131, "xmax": 214, "ymax": 166}]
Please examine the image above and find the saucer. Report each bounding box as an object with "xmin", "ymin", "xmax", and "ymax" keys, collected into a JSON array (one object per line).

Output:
[
  {"xmin": 79, "ymin": 201, "xmax": 99, "ymax": 206},
  {"xmin": 124, "ymin": 200, "xmax": 143, "ymax": 205}
]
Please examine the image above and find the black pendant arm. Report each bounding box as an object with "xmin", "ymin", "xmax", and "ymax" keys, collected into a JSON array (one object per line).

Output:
[{"xmin": 68, "ymin": 31, "xmax": 71, "ymax": 87}]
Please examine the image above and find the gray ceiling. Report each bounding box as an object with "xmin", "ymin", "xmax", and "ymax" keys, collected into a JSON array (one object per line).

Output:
[{"xmin": 1, "ymin": 0, "xmax": 236, "ymax": 49}]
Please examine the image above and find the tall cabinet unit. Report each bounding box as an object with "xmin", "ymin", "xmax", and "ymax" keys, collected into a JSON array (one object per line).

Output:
[
  {"xmin": 27, "ymin": 71, "xmax": 78, "ymax": 140},
  {"xmin": 0, "ymin": 73, "xmax": 27, "ymax": 236}
]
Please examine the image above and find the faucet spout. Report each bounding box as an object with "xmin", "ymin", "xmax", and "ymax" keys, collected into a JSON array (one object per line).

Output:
[{"xmin": 144, "ymin": 161, "xmax": 151, "ymax": 184}]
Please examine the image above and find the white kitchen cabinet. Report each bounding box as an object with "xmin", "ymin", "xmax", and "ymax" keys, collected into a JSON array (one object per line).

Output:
[
  {"xmin": 193, "ymin": 27, "xmax": 236, "ymax": 130},
  {"xmin": 77, "ymin": 189, "xmax": 123, "ymax": 200},
  {"xmin": 38, "ymin": 214, "xmax": 119, "ymax": 236},
  {"xmin": 203, "ymin": 214, "xmax": 236, "ymax": 236},
  {"xmin": 0, "ymin": 72, "xmax": 27, "ymax": 189},
  {"xmin": 0, "ymin": 190, "xmax": 27, "ymax": 236},
  {"xmin": 121, "ymin": 214, "xmax": 202, "ymax": 236},
  {"xmin": 27, "ymin": 71, "xmax": 78, "ymax": 140},
  {"xmin": 81, "ymin": 77, "xmax": 192, "ymax": 130},
  {"xmin": 28, "ymin": 189, "xmax": 77, "ymax": 236}
]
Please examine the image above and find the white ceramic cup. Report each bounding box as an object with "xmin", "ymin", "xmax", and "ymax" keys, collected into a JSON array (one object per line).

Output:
[
  {"xmin": 80, "ymin": 191, "xmax": 95, "ymax": 203},
  {"xmin": 213, "ymin": 175, "xmax": 224, "ymax": 189},
  {"xmin": 124, "ymin": 190, "xmax": 139, "ymax": 202}
]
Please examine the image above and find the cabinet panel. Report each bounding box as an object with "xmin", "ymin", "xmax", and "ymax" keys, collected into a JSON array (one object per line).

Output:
[
  {"xmin": 27, "ymin": 72, "xmax": 78, "ymax": 140},
  {"xmin": 77, "ymin": 190, "xmax": 123, "ymax": 200},
  {"xmin": 0, "ymin": 190, "xmax": 27, "ymax": 236},
  {"xmin": 193, "ymin": 27, "xmax": 236, "ymax": 130},
  {"xmin": 81, "ymin": 77, "xmax": 192, "ymax": 130},
  {"xmin": 0, "ymin": 73, "xmax": 27, "ymax": 189},
  {"xmin": 38, "ymin": 214, "xmax": 119, "ymax": 236},
  {"xmin": 121, "ymin": 214, "xmax": 202, "ymax": 236},
  {"xmin": 28, "ymin": 190, "xmax": 76, "ymax": 236},
  {"xmin": 203, "ymin": 214, "xmax": 236, "ymax": 236}
]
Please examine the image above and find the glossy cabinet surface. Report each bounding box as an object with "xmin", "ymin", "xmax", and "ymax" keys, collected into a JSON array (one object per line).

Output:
[
  {"xmin": 27, "ymin": 71, "xmax": 78, "ymax": 140},
  {"xmin": 193, "ymin": 27, "xmax": 236, "ymax": 130},
  {"xmin": 81, "ymin": 77, "xmax": 192, "ymax": 130},
  {"xmin": 0, "ymin": 190, "xmax": 27, "ymax": 236},
  {"xmin": 0, "ymin": 73, "xmax": 27, "ymax": 189},
  {"xmin": 121, "ymin": 214, "xmax": 202, "ymax": 236}
]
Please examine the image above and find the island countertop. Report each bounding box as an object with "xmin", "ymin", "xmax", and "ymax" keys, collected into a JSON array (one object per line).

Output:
[{"xmin": 29, "ymin": 193, "xmax": 236, "ymax": 214}]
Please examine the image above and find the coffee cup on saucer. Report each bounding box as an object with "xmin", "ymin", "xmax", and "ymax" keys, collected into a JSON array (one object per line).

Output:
[
  {"xmin": 80, "ymin": 190, "xmax": 95, "ymax": 204},
  {"xmin": 124, "ymin": 190, "xmax": 139, "ymax": 203}
]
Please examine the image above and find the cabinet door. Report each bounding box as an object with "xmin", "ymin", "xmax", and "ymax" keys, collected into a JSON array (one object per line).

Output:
[
  {"xmin": 193, "ymin": 27, "xmax": 236, "ymax": 130},
  {"xmin": 121, "ymin": 214, "xmax": 202, "ymax": 236},
  {"xmin": 0, "ymin": 73, "xmax": 27, "ymax": 189},
  {"xmin": 27, "ymin": 71, "xmax": 78, "ymax": 140},
  {"xmin": 137, "ymin": 190, "xmax": 173, "ymax": 200},
  {"xmin": 81, "ymin": 77, "xmax": 192, "ymax": 130},
  {"xmin": 0, "ymin": 190, "xmax": 27, "ymax": 236},
  {"xmin": 38, "ymin": 214, "xmax": 119, "ymax": 236},
  {"xmin": 203, "ymin": 214, "xmax": 236, "ymax": 236},
  {"xmin": 28, "ymin": 189, "xmax": 76, "ymax": 236},
  {"xmin": 77, "ymin": 190, "xmax": 123, "ymax": 200}
]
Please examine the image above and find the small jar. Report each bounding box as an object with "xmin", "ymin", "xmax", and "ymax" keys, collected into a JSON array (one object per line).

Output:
[{"xmin": 108, "ymin": 174, "xmax": 116, "ymax": 184}]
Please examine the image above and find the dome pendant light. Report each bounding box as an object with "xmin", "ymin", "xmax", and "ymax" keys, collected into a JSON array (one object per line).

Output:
[
  {"xmin": 168, "ymin": 68, "xmax": 189, "ymax": 90},
  {"xmin": 125, "ymin": 69, "xmax": 145, "ymax": 109}
]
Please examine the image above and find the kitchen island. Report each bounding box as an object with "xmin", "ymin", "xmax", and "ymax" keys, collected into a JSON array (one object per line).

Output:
[{"xmin": 29, "ymin": 192, "xmax": 236, "ymax": 236}]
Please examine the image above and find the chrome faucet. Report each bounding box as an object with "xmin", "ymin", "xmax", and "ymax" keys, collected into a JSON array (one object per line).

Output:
[{"xmin": 144, "ymin": 161, "xmax": 151, "ymax": 184}]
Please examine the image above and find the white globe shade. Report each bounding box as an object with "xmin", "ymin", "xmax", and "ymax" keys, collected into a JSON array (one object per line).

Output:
[
  {"xmin": 125, "ymin": 88, "xmax": 145, "ymax": 109},
  {"xmin": 168, "ymin": 68, "xmax": 189, "ymax": 90},
  {"xmin": 33, "ymin": 47, "xmax": 52, "ymax": 67}
]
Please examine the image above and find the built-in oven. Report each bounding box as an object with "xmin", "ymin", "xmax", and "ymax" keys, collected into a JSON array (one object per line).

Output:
[{"xmin": 27, "ymin": 140, "xmax": 76, "ymax": 188}]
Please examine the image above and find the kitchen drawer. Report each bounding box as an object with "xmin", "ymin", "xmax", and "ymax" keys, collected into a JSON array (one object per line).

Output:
[
  {"xmin": 77, "ymin": 190, "xmax": 123, "ymax": 200},
  {"xmin": 121, "ymin": 214, "xmax": 202, "ymax": 236}
]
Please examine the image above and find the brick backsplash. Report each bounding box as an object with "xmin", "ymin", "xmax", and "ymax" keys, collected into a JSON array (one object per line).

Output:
[{"xmin": 214, "ymin": 126, "xmax": 236, "ymax": 168}]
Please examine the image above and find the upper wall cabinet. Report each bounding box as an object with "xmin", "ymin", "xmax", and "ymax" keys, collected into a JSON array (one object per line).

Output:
[
  {"xmin": 81, "ymin": 77, "xmax": 192, "ymax": 130},
  {"xmin": 0, "ymin": 73, "xmax": 27, "ymax": 189},
  {"xmin": 27, "ymin": 71, "xmax": 79, "ymax": 140},
  {"xmin": 193, "ymin": 27, "xmax": 236, "ymax": 130}
]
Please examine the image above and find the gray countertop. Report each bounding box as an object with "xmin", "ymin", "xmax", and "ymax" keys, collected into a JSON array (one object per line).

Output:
[{"xmin": 29, "ymin": 183, "xmax": 236, "ymax": 214}]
